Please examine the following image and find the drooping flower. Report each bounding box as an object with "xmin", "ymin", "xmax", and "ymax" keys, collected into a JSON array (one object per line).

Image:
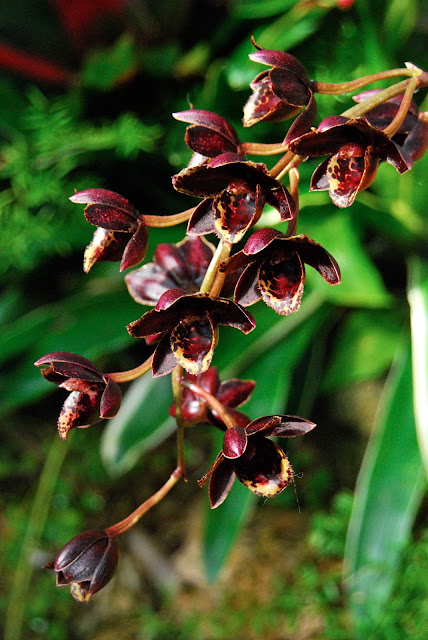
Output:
[
  {"xmin": 172, "ymin": 152, "xmax": 295, "ymax": 244},
  {"xmin": 35, "ymin": 352, "xmax": 122, "ymax": 440},
  {"xmin": 173, "ymin": 109, "xmax": 242, "ymax": 167},
  {"xmin": 169, "ymin": 366, "xmax": 255, "ymax": 427},
  {"xmin": 45, "ymin": 529, "xmax": 119, "ymax": 603},
  {"xmin": 200, "ymin": 414, "xmax": 316, "ymax": 508},
  {"xmin": 127, "ymin": 288, "xmax": 255, "ymax": 377},
  {"xmin": 243, "ymin": 45, "xmax": 316, "ymax": 142},
  {"xmin": 70, "ymin": 189, "xmax": 148, "ymax": 272},
  {"xmin": 220, "ymin": 228, "xmax": 340, "ymax": 315},
  {"xmin": 289, "ymin": 115, "xmax": 412, "ymax": 208}
]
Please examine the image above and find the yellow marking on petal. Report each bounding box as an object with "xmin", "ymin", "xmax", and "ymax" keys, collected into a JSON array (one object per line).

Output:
[
  {"xmin": 70, "ymin": 582, "xmax": 91, "ymax": 603},
  {"xmin": 238, "ymin": 444, "xmax": 294, "ymax": 498}
]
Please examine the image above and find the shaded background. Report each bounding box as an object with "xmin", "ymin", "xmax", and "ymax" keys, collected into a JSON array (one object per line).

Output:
[{"xmin": 1, "ymin": 1, "xmax": 427, "ymax": 639}]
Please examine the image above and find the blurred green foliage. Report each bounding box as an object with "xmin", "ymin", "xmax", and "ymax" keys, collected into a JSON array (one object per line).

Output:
[{"xmin": 1, "ymin": 0, "xmax": 427, "ymax": 639}]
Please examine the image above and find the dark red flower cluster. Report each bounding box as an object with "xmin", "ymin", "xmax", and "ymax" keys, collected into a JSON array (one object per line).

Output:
[{"xmin": 36, "ymin": 39, "xmax": 427, "ymax": 602}]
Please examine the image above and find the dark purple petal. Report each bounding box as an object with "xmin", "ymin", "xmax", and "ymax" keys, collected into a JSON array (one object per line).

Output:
[
  {"xmin": 120, "ymin": 221, "xmax": 149, "ymax": 271},
  {"xmin": 243, "ymin": 74, "xmax": 298, "ymax": 127},
  {"xmin": 316, "ymin": 150, "xmax": 368, "ymax": 208},
  {"xmin": 290, "ymin": 235, "xmax": 341, "ymax": 285},
  {"xmin": 384, "ymin": 141, "xmax": 412, "ymax": 173},
  {"xmin": 35, "ymin": 352, "xmax": 104, "ymax": 382},
  {"xmin": 84, "ymin": 204, "xmax": 136, "ymax": 231},
  {"xmin": 234, "ymin": 437, "xmax": 293, "ymax": 498},
  {"xmin": 88, "ymin": 536, "xmax": 119, "ymax": 597},
  {"xmin": 126, "ymin": 302, "xmax": 183, "ymax": 338},
  {"xmin": 223, "ymin": 426, "xmax": 248, "ymax": 459},
  {"xmin": 100, "ymin": 378, "xmax": 122, "ymax": 418},
  {"xmin": 258, "ymin": 254, "xmax": 305, "ymax": 315},
  {"xmin": 265, "ymin": 184, "xmax": 295, "ymax": 221},
  {"xmin": 217, "ymin": 378, "xmax": 256, "ymax": 408},
  {"xmin": 173, "ymin": 110, "xmax": 239, "ymax": 147},
  {"xmin": 209, "ymin": 457, "xmax": 236, "ymax": 508},
  {"xmin": 244, "ymin": 227, "xmax": 283, "ymax": 255},
  {"xmin": 152, "ymin": 331, "xmax": 178, "ymax": 377},
  {"xmin": 156, "ymin": 288, "xmax": 188, "ymax": 311},
  {"xmin": 269, "ymin": 67, "xmax": 309, "ymax": 106},
  {"xmin": 402, "ymin": 115, "xmax": 428, "ymax": 163},
  {"xmin": 233, "ymin": 262, "xmax": 262, "ymax": 307},
  {"xmin": 207, "ymin": 298, "xmax": 256, "ymax": 333},
  {"xmin": 70, "ymin": 189, "xmax": 139, "ymax": 219},
  {"xmin": 54, "ymin": 530, "xmax": 107, "ymax": 571},
  {"xmin": 249, "ymin": 49, "xmax": 309, "ymax": 84},
  {"xmin": 290, "ymin": 117, "xmax": 359, "ymax": 157},
  {"xmin": 175, "ymin": 235, "xmax": 214, "ymax": 286},
  {"xmin": 187, "ymin": 198, "xmax": 216, "ymax": 236},
  {"xmin": 246, "ymin": 414, "xmax": 316, "ymax": 437},
  {"xmin": 170, "ymin": 316, "xmax": 215, "ymax": 375},
  {"xmin": 284, "ymin": 90, "xmax": 317, "ymax": 144}
]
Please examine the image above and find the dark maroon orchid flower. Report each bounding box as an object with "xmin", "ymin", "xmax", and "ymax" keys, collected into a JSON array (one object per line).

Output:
[
  {"xmin": 289, "ymin": 115, "xmax": 412, "ymax": 208},
  {"xmin": 35, "ymin": 352, "xmax": 122, "ymax": 440},
  {"xmin": 173, "ymin": 109, "xmax": 242, "ymax": 167},
  {"xmin": 173, "ymin": 152, "xmax": 295, "ymax": 244},
  {"xmin": 353, "ymin": 91, "xmax": 428, "ymax": 164},
  {"xmin": 125, "ymin": 235, "xmax": 215, "ymax": 306},
  {"xmin": 243, "ymin": 45, "xmax": 316, "ymax": 143},
  {"xmin": 169, "ymin": 366, "xmax": 255, "ymax": 427},
  {"xmin": 45, "ymin": 529, "xmax": 119, "ymax": 602},
  {"xmin": 70, "ymin": 189, "xmax": 148, "ymax": 272},
  {"xmin": 200, "ymin": 414, "xmax": 316, "ymax": 508},
  {"xmin": 220, "ymin": 228, "xmax": 340, "ymax": 315},
  {"xmin": 127, "ymin": 289, "xmax": 255, "ymax": 377}
]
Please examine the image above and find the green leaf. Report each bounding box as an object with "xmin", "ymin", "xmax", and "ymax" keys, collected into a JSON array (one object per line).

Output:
[
  {"xmin": 232, "ymin": 0, "xmax": 296, "ymax": 19},
  {"xmin": 81, "ymin": 34, "xmax": 139, "ymax": 90},
  {"xmin": 384, "ymin": 0, "xmax": 417, "ymax": 53},
  {"xmin": 344, "ymin": 337, "xmax": 426, "ymax": 637},
  {"xmin": 323, "ymin": 310, "xmax": 403, "ymax": 391},
  {"xmin": 100, "ymin": 374, "xmax": 175, "ymax": 476},
  {"xmin": 408, "ymin": 256, "xmax": 428, "ymax": 479},
  {"xmin": 202, "ymin": 293, "xmax": 328, "ymax": 582},
  {"xmin": 300, "ymin": 207, "xmax": 391, "ymax": 308}
]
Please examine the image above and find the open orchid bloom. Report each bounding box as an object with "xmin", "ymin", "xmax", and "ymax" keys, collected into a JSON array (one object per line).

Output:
[
  {"xmin": 169, "ymin": 366, "xmax": 255, "ymax": 427},
  {"xmin": 200, "ymin": 414, "xmax": 316, "ymax": 508},
  {"xmin": 289, "ymin": 115, "xmax": 412, "ymax": 208},
  {"xmin": 127, "ymin": 288, "xmax": 255, "ymax": 376},
  {"xmin": 70, "ymin": 189, "xmax": 148, "ymax": 272},
  {"xmin": 46, "ymin": 529, "xmax": 119, "ymax": 603},
  {"xmin": 173, "ymin": 152, "xmax": 295, "ymax": 243},
  {"xmin": 221, "ymin": 228, "xmax": 340, "ymax": 315},
  {"xmin": 243, "ymin": 47, "xmax": 316, "ymax": 143},
  {"xmin": 173, "ymin": 109, "xmax": 242, "ymax": 167},
  {"xmin": 353, "ymin": 91, "xmax": 428, "ymax": 163},
  {"xmin": 35, "ymin": 352, "xmax": 122, "ymax": 440}
]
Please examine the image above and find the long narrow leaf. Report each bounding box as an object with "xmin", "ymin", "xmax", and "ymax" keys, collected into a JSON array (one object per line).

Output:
[
  {"xmin": 408, "ymin": 256, "xmax": 428, "ymax": 479},
  {"xmin": 343, "ymin": 338, "xmax": 426, "ymax": 638}
]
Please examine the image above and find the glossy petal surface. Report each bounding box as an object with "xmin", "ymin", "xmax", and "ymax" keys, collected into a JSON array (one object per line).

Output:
[
  {"xmin": 235, "ymin": 437, "xmax": 293, "ymax": 498},
  {"xmin": 258, "ymin": 254, "xmax": 305, "ymax": 315}
]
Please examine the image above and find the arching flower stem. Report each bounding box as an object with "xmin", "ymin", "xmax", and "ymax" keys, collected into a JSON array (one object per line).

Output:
[
  {"xmin": 313, "ymin": 66, "xmax": 422, "ymax": 95},
  {"xmin": 341, "ymin": 78, "xmax": 417, "ymax": 120},
  {"xmin": 383, "ymin": 76, "xmax": 419, "ymax": 138},
  {"xmin": 181, "ymin": 381, "xmax": 238, "ymax": 431},
  {"xmin": 143, "ymin": 207, "xmax": 194, "ymax": 228},
  {"xmin": 241, "ymin": 141, "xmax": 289, "ymax": 156},
  {"xmin": 105, "ymin": 466, "xmax": 183, "ymax": 538},
  {"xmin": 106, "ymin": 354, "xmax": 153, "ymax": 383}
]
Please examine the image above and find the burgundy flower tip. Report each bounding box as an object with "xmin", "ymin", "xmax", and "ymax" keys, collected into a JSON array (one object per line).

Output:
[
  {"xmin": 221, "ymin": 230, "xmax": 340, "ymax": 315},
  {"xmin": 35, "ymin": 352, "xmax": 121, "ymax": 439},
  {"xmin": 70, "ymin": 189, "xmax": 148, "ymax": 272},
  {"xmin": 244, "ymin": 46, "xmax": 316, "ymax": 141},
  {"xmin": 127, "ymin": 293, "xmax": 255, "ymax": 377},
  {"xmin": 48, "ymin": 529, "xmax": 119, "ymax": 602},
  {"xmin": 173, "ymin": 110, "xmax": 241, "ymax": 160},
  {"xmin": 125, "ymin": 235, "xmax": 215, "ymax": 306},
  {"xmin": 223, "ymin": 427, "xmax": 248, "ymax": 458},
  {"xmin": 289, "ymin": 116, "xmax": 411, "ymax": 207},
  {"xmin": 204, "ymin": 412, "xmax": 315, "ymax": 508}
]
